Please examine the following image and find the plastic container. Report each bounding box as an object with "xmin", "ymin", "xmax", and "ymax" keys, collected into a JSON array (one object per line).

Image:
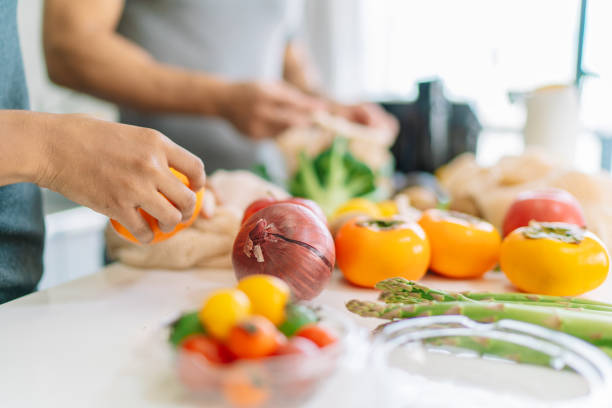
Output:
[
  {"xmin": 369, "ymin": 316, "xmax": 612, "ymax": 407},
  {"xmin": 175, "ymin": 306, "xmax": 355, "ymax": 408}
]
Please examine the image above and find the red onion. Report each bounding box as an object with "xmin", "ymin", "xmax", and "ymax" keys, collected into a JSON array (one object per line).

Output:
[{"xmin": 232, "ymin": 203, "xmax": 335, "ymax": 300}]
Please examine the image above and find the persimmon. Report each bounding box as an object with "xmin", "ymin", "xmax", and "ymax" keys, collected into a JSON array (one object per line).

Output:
[
  {"xmin": 111, "ymin": 168, "xmax": 204, "ymax": 244},
  {"xmin": 335, "ymin": 217, "xmax": 430, "ymax": 288},
  {"xmin": 419, "ymin": 209, "xmax": 501, "ymax": 279},
  {"xmin": 501, "ymin": 222, "xmax": 609, "ymax": 296}
]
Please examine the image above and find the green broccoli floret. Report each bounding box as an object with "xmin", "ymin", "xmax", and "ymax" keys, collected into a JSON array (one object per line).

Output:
[{"xmin": 289, "ymin": 138, "xmax": 378, "ymax": 216}]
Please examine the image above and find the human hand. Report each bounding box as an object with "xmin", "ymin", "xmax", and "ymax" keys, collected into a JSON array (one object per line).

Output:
[
  {"xmin": 219, "ymin": 81, "xmax": 325, "ymax": 139},
  {"xmin": 334, "ymin": 102, "xmax": 399, "ymax": 134},
  {"xmin": 37, "ymin": 113, "xmax": 206, "ymax": 243}
]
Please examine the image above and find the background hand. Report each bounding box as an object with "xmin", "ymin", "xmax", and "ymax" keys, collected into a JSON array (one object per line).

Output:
[
  {"xmin": 220, "ymin": 81, "xmax": 325, "ymax": 139},
  {"xmin": 334, "ymin": 102, "xmax": 399, "ymax": 134}
]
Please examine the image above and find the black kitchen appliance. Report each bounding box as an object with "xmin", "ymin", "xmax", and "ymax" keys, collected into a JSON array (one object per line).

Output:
[{"xmin": 381, "ymin": 79, "xmax": 481, "ymax": 173}]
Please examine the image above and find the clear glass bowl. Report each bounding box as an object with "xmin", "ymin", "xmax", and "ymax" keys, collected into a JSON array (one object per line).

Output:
[
  {"xmin": 369, "ymin": 316, "xmax": 612, "ymax": 408},
  {"xmin": 175, "ymin": 306, "xmax": 355, "ymax": 408}
]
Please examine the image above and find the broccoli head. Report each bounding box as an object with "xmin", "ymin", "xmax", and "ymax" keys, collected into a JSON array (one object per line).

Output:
[{"xmin": 289, "ymin": 137, "xmax": 378, "ymax": 216}]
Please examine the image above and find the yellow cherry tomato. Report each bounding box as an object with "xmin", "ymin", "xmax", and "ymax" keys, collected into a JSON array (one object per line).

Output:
[
  {"xmin": 199, "ymin": 289, "xmax": 251, "ymax": 340},
  {"xmin": 335, "ymin": 217, "xmax": 430, "ymax": 288},
  {"xmin": 377, "ymin": 200, "xmax": 399, "ymax": 217},
  {"xmin": 237, "ymin": 275, "xmax": 290, "ymax": 325},
  {"xmin": 419, "ymin": 209, "xmax": 501, "ymax": 279},
  {"xmin": 333, "ymin": 198, "xmax": 382, "ymax": 219},
  {"xmin": 500, "ymin": 222, "xmax": 609, "ymax": 296}
]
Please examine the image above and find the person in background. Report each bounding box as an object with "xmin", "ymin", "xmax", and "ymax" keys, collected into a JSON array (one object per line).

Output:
[
  {"xmin": 43, "ymin": 0, "xmax": 398, "ymax": 173},
  {"xmin": 0, "ymin": 1, "xmax": 206, "ymax": 303}
]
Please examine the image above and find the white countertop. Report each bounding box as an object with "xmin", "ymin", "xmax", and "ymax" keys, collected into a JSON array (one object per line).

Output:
[{"xmin": 1, "ymin": 265, "xmax": 611, "ymax": 407}]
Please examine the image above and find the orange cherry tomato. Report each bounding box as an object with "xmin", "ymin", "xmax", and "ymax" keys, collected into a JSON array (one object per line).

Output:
[
  {"xmin": 111, "ymin": 168, "xmax": 204, "ymax": 244},
  {"xmin": 223, "ymin": 365, "xmax": 270, "ymax": 408},
  {"xmin": 335, "ymin": 217, "xmax": 430, "ymax": 288},
  {"xmin": 181, "ymin": 334, "xmax": 235, "ymax": 365},
  {"xmin": 295, "ymin": 324, "xmax": 338, "ymax": 348},
  {"xmin": 418, "ymin": 209, "xmax": 501, "ymax": 279},
  {"xmin": 226, "ymin": 316, "xmax": 285, "ymax": 359},
  {"xmin": 500, "ymin": 222, "xmax": 609, "ymax": 296}
]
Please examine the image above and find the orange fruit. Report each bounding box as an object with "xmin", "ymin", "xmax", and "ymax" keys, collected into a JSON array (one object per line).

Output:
[
  {"xmin": 111, "ymin": 168, "xmax": 204, "ymax": 244},
  {"xmin": 335, "ymin": 217, "xmax": 430, "ymax": 288},
  {"xmin": 418, "ymin": 209, "xmax": 501, "ymax": 279},
  {"xmin": 226, "ymin": 316, "xmax": 285, "ymax": 359},
  {"xmin": 500, "ymin": 222, "xmax": 609, "ymax": 296},
  {"xmin": 223, "ymin": 366, "xmax": 270, "ymax": 408}
]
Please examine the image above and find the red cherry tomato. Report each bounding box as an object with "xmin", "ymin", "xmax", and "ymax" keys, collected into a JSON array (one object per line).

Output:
[
  {"xmin": 274, "ymin": 336, "xmax": 320, "ymax": 356},
  {"xmin": 295, "ymin": 324, "xmax": 338, "ymax": 348},
  {"xmin": 242, "ymin": 198, "xmax": 327, "ymax": 225},
  {"xmin": 181, "ymin": 334, "xmax": 235, "ymax": 364},
  {"xmin": 502, "ymin": 188, "xmax": 586, "ymax": 237}
]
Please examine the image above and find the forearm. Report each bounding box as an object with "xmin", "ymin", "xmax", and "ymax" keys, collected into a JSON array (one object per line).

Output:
[
  {"xmin": 0, "ymin": 111, "xmax": 48, "ymax": 186},
  {"xmin": 43, "ymin": 1, "xmax": 229, "ymax": 116}
]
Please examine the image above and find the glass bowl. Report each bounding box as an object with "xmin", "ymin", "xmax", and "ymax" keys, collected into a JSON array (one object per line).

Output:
[
  {"xmin": 368, "ymin": 316, "xmax": 612, "ymax": 408},
  {"xmin": 174, "ymin": 306, "xmax": 356, "ymax": 408}
]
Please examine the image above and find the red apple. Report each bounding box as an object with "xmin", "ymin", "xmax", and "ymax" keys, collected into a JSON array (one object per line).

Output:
[
  {"xmin": 502, "ymin": 188, "xmax": 586, "ymax": 237},
  {"xmin": 241, "ymin": 197, "xmax": 327, "ymax": 225},
  {"xmin": 241, "ymin": 198, "xmax": 276, "ymax": 225}
]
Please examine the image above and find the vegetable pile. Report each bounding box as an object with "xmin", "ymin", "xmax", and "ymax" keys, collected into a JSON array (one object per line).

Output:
[
  {"xmin": 170, "ymin": 275, "xmax": 337, "ymax": 353},
  {"xmin": 171, "ymin": 275, "xmax": 339, "ymax": 407},
  {"xmin": 347, "ymin": 277, "xmax": 612, "ymax": 360}
]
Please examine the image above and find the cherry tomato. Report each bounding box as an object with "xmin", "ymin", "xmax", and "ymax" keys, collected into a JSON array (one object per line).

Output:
[
  {"xmin": 419, "ymin": 209, "xmax": 501, "ymax": 279},
  {"xmin": 295, "ymin": 324, "xmax": 338, "ymax": 348},
  {"xmin": 199, "ymin": 289, "xmax": 251, "ymax": 340},
  {"xmin": 242, "ymin": 198, "xmax": 326, "ymax": 225},
  {"xmin": 181, "ymin": 334, "xmax": 235, "ymax": 364},
  {"xmin": 223, "ymin": 365, "xmax": 270, "ymax": 408},
  {"xmin": 274, "ymin": 336, "xmax": 320, "ymax": 356},
  {"xmin": 335, "ymin": 217, "xmax": 430, "ymax": 288},
  {"xmin": 237, "ymin": 275, "xmax": 290, "ymax": 325},
  {"xmin": 178, "ymin": 349, "xmax": 219, "ymax": 391},
  {"xmin": 500, "ymin": 222, "xmax": 609, "ymax": 296},
  {"xmin": 278, "ymin": 304, "xmax": 318, "ymax": 337},
  {"xmin": 227, "ymin": 316, "xmax": 285, "ymax": 359},
  {"xmin": 502, "ymin": 188, "xmax": 585, "ymax": 237}
]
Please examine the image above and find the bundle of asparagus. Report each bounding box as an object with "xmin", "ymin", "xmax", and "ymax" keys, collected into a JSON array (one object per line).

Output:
[{"xmin": 347, "ymin": 278, "xmax": 612, "ymax": 360}]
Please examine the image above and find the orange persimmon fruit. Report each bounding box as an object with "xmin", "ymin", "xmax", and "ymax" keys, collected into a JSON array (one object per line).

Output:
[{"xmin": 111, "ymin": 168, "xmax": 204, "ymax": 244}]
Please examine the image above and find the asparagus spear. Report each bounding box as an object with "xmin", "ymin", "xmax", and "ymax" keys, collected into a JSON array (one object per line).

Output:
[
  {"xmin": 346, "ymin": 299, "xmax": 612, "ymax": 348},
  {"xmin": 375, "ymin": 278, "xmax": 612, "ymax": 313}
]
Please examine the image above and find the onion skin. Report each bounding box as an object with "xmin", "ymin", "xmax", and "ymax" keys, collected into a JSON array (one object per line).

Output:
[{"xmin": 233, "ymin": 203, "xmax": 335, "ymax": 300}]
